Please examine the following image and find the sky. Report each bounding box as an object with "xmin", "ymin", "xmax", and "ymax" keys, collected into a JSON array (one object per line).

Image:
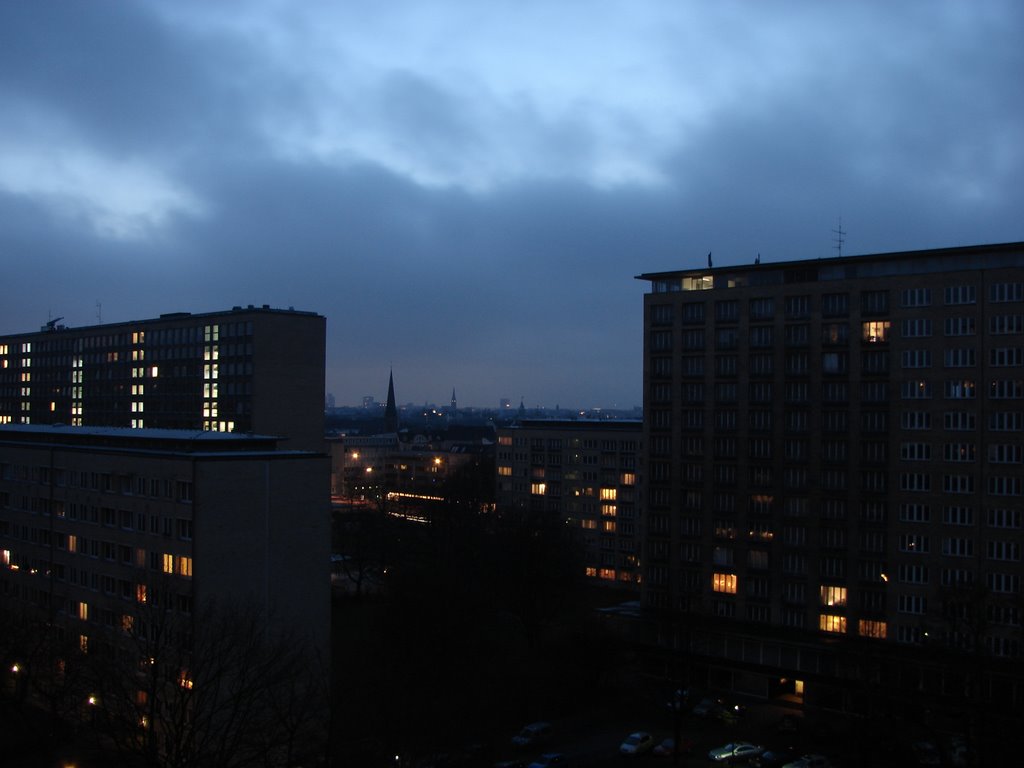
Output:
[{"xmin": 1, "ymin": 1, "xmax": 1022, "ymax": 409}]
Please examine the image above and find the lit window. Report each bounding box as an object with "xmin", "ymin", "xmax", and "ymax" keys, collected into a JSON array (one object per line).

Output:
[
  {"xmin": 620, "ymin": 472, "xmax": 636, "ymax": 485},
  {"xmin": 858, "ymin": 619, "xmax": 887, "ymax": 639},
  {"xmin": 162, "ymin": 554, "xmax": 174, "ymax": 574},
  {"xmin": 819, "ymin": 614, "xmax": 847, "ymax": 633},
  {"xmin": 820, "ymin": 585, "xmax": 847, "ymax": 607},
  {"xmin": 77, "ymin": 602, "xmax": 89, "ymax": 620},
  {"xmin": 598, "ymin": 568, "xmax": 616, "ymax": 580},
  {"xmin": 601, "ymin": 504, "xmax": 617, "ymax": 517},
  {"xmin": 497, "ymin": 466, "xmax": 512, "ymax": 476},
  {"xmin": 713, "ymin": 573, "xmax": 738, "ymax": 594},
  {"xmin": 177, "ymin": 556, "xmax": 193, "ymax": 578},
  {"xmin": 122, "ymin": 615, "xmax": 134, "ymax": 632},
  {"xmin": 600, "ymin": 488, "xmax": 617, "ymax": 501},
  {"xmin": 136, "ymin": 584, "xmax": 148, "ymax": 604},
  {"xmin": 602, "ymin": 520, "xmax": 617, "ymax": 532},
  {"xmin": 862, "ymin": 321, "xmax": 891, "ymax": 343},
  {"xmin": 530, "ymin": 483, "xmax": 546, "ymax": 495}
]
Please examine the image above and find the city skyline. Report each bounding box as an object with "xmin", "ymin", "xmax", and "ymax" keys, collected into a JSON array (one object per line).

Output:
[{"xmin": 1, "ymin": 2, "xmax": 1022, "ymax": 408}]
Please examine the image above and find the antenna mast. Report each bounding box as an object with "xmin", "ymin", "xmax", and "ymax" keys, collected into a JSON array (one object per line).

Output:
[
  {"xmin": 832, "ymin": 217, "xmax": 846, "ymax": 257},
  {"xmin": 96, "ymin": 301, "xmax": 102, "ymax": 324}
]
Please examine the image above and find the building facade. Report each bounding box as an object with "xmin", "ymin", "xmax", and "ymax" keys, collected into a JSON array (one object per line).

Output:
[
  {"xmin": 0, "ymin": 425, "xmax": 330, "ymax": 659},
  {"xmin": 637, "ymin": 243, "xmax": 1024, "ymax": 715},
  {"xmin": 495, "ymin": 419, "xmax": 643, "ymax": 588},
  {"xmin": 0, "ymin": 306, "xmax": 325, "ymax": 451}
]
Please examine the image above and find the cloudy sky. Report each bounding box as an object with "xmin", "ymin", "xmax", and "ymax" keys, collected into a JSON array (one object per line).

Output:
[{"xmin": 1, "ymin": 1, "xmax": 1021, "ymax": 409}]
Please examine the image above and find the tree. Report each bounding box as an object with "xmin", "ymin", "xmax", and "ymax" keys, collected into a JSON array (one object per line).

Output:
[{"xmin": 84, "ymin": 596, "xmax": 328, "ymax": 768}]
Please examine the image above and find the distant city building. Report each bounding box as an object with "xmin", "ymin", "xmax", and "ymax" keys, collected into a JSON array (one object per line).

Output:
[
  {"xmin": 637, "ymin": 242, "xmax": 1024, "ymax": 714},
  {"xmin": 0, "ymin": 306, "xmax": 325, "ymax": 452},
  {"xmin": 495, "ymin": 419, "xmax": 642, "ymax": 589}
]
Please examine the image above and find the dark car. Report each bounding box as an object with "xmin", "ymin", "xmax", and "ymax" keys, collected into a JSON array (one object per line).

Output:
[{"xmin": 752, "ymin": 747, "xmax": 798, "ymax": 768}]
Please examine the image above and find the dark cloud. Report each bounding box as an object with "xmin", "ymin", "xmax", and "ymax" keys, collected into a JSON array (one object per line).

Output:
[{"xmin": 1, "ymin": 1, "xmax": 1022, "ymax": 407}]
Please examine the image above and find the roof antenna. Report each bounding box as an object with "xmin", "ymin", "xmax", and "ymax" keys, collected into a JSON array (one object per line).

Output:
[
  {"xmin": 96, "ymin": 300, "xmax": 102, "ymax": 324},
  {"xmin": 832, "ymin": 217, "xmax": 846, "ymax": 257}
]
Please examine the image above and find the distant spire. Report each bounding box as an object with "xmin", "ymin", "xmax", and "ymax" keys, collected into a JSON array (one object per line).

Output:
[
  {"xmin": 707, "ymin": 251, "xmax": 713, "ymax": 268},
  {"xmin": 384, "ymin": 369, "xmax": 398, "ymax": 433},
  {"xmin": 450, "ymin": 387, "xmax": 457, "ymax": 413}
]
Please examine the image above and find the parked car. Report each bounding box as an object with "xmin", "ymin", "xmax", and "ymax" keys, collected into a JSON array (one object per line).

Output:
[
  {"xmin": 527, "ymin": 754, "xmax": 566, "ymax": 768},
  {"xmin": 717, "ymin": 703, "xmax": 747, "ymax": 724},
  {"xmin": 512, "ymin": 722, "xmax": 551, "ymax": 748},
  {"xmin": 910, "ymin": 740, "xmax": 941, "ymax": 766},
  {"xmin": 776, "ymin": 714, "xmax": 802, "ymax": 734},
  {"xmin": 619, "ymin": 731, "xmax": 655, "ymax": 756},
  {"xmin": 708, "ymin": 742, "xmax": 764, "ymax": 762},
  {"xmin": 782, "ymin": 755, "xmax": 831, "ymax": 768},
  {"xmin": 652, "ymin": 737, "xmax": 695, "ymax": 757},
  {"xmin": 692, "ymin": 697, "xmax": 720, "ymax": 717},
  {"xmin": 751, "ymin": 748, "xmax": 798, "ymax": 768}
]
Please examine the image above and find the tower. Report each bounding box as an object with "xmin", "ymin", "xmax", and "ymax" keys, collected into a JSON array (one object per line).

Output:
[{"xmin": 384, "ymin": 369, "xmax": 398, "ymax": 433}]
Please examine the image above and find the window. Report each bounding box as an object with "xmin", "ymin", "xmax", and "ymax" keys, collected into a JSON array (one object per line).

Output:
[
  {"xmin": 942, "ymin": 537, "xmax": 974, "ymax": 557},
  {"xmin": 749, "ymin": 326, "xmax": 774, "ymax": 348},
  {"xmin": 944, "ymin": 285, "xmax": 977, "ymax": 305},
  {"xmin": 749, "ymin": 297, "xmax": 775, "ymax": 319},
  {"xmin": 988, "ymin": 508, "xmax": 1021, "ymax": 528},
  {"xmin": 177, "ymin": 556, "xmax": 193, "ymax": 577},
  {"xmin": 899, "ymin": 533, "xmax": 929, "ymax": 553},
  {"xmin": 650, "ymin": 304, "xmax": 673, "ymax": 325},
  {"xmin": 681, "ymin": 301, "xmax": 705, "ymax": 323},
  {"xmin": 162, "ymin": 554, "xmax": 174, "ymax": 574},
  {"xmin": 991, "ymin": 282, "xmax": 1024, "ymax": 303},
  {"xmin": 991, "ymin": 347, "xmax": 1024, "ymax": 367},
  {"xmin": 937, "ymin": 507, "xmax": 970, "ymax": 528},
  {"xmin": 861, "ymin": 290, "xmax": 889, "ymax": 314},
  {"xmin": 822, "ymin": 352, "xmax": 847, "ymax": 374},
  {"xmin": 862, "ymin": 321, "xmax": 891, "ymax": 342},
  {"xmin": 819, "ymin": 614, "xmax": 847, "ymax": 634},
  {"xmin": 820, "ymin": 585, "xmax": 847, "ymax": 607},
  {"xmin": 945, "ymin": 443, "xmax": 976, "ymax": 462},
  {"xmin": 987, "ymin": 541, "xmax": 1020, "ymax": 562},
  {"xmin": 945, "ymin": 379, "xmax": 976, "ymax": 399},
  {"xmin": 944, "ymin": 348, "xmax": 976, "ymax": 367},
  {"xmin": 530, "ymin": 483, "xmax": 546, "ymax": 495},
  {"xmin": 713, "ymin": 573, "xmax": 738, "ymax": 594},
  {"xmin": 901, "ymin": 318, "xmax": 932, "ymax": 337},
  {"xmin": 989, "ymin": 476, "xmax": 1022, "ymax": 496},
  {"xmin": 715, "ymin": 300, "xmax": 739, "ymax": 322},
  {"xmin": 859, "ymin": 620, "xmax": 887, "ymax": 639},
  {"xmin": 945, "ymin": 317, "xmax": 976, "ymax": 336},
  {"xmin": 822, "ymin": 293, "xmax": 849, "ymax": 317},
  {"xmin": 681, "ymin": 329, "xmax": 704, "ymax": 350},
  {"xmin": 990, "ymin": 314, "xmax": 1024, "ymax": 334},
  {"xmin": 785, "ymin": 295, "xmax": 810, "ymax": 318},
  {"xmin": 901, "ymin": 352, "xmax": 933, "ymax": 370},
  {"xmin": 898, "ymin": 564, "xmax": 929, "ymax": 584},
  {"xmin": 899, "ymin": 503, "xmax": 930, "ymax": 522},
  {"xmin": 989, "ymin": 379, "xmax": 1024, "ymax": 399},
  {"xmin": 944, "ymin": 411, "xmax": 975, "ymax": 431},
  {"xmin": 715, "ymin": 355, "xmax": 737, "ymax": 376},
  {"xmin": 898, "ymin": 595, "xmax": 926, "ymax": 615},
  {"xmin": 901, "ymin": 443, "xmax": 931, "ymax": 461},
  {"xmin": 901, "ymin": 287, "xmax": 931, "ymax": 307},
  {"xmin": 821, "ymin": 323, "xmax": 849, "ymax": 344},
  {"xmin": 785, "ymin": 324, "xmax": 810, "ymax": 346},
  {"xmin": 990, "ymin": 412, "xmax": 1024, "ymax": 431},
  {"xmin": 901, "ymin": 411, "xmax": 931, "ymax": 430},
  {"xmin": 901, "ymin": 380, "xmax": 931, "ymax": 399},
  {"xmin": 943, "ymin": 474, "xmax": 974, "ymax": 494},
  {"xmin": 715, "ymin": 329, "xmax": 737, "ymax": 349}
]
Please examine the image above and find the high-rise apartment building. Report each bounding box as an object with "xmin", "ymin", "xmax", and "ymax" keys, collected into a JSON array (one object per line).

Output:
[
  {"xmin": 0, "ymin": 424, "xmax": 330, "ymax": 659},
  {"xmin": 637, "ymin": 242, "xmax": 1024, "ymax": 714},
  {"xmin": 495, "ymin": 419, "xmax": 643, "ymax": 588},
  {"xmin": 0, "ymin": 306, "xmax": 325, "ymax": 451}
]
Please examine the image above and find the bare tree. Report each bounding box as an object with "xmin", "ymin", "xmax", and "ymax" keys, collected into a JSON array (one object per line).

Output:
[{"xmin": 85, "ymin": 596, "xmax": 328, "ymax": 768}]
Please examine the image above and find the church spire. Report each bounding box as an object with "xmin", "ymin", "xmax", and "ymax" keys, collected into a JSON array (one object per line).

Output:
[{"xmin": 384, "ymin": 369, "xmax": 398, "ymax": 433}]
